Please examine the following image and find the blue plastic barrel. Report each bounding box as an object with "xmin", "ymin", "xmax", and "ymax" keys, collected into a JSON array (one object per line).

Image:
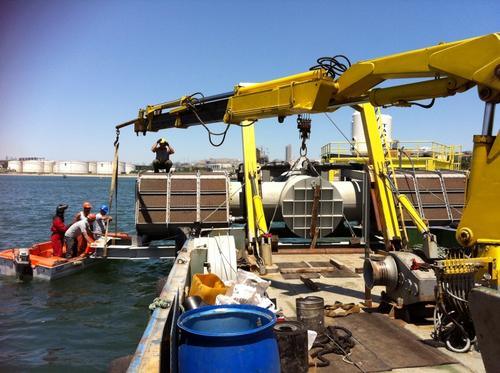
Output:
[{"xmin": 177, "ymin": 304, "xmax": 280, "ymax": 373}]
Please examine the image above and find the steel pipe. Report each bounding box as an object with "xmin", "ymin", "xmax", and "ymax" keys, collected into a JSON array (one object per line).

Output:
[{"xmin": 482, "ymin": 102, "xmax": 496, "ymax": 136}]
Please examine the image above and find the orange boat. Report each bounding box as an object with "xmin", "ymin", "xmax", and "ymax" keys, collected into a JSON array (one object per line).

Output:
[{"xmin": 0, "ymin": 233, "xmax": 131, "ymax": 280}]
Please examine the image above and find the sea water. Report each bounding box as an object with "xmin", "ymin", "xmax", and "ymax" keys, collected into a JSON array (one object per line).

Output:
[{"xmin": 0, "ymin": 175, "xmax": 170, "ymax": 372}]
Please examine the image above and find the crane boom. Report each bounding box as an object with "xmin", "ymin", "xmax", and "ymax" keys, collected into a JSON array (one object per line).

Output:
[{"xmin": 133, "ymin": 32, "xmax": 499, "ymax": 133}]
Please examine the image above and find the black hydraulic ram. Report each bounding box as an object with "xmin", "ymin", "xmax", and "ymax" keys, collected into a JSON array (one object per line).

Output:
[{"xmin": 134, "ymin": 91, "xmax": 233, "ymax": 134}]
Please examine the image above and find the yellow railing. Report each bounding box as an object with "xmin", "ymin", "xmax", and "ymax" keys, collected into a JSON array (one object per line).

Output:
[{"xmin": 321, "ymin": 141, "xmax": 463, "ymax": 171}]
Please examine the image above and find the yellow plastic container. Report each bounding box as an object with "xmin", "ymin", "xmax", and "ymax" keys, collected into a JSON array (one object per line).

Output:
[{"xmin": 189, "ymin": 273, "xmax": 227, "ymax": 305}]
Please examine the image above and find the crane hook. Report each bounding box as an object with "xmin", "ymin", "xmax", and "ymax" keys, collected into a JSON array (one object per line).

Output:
[{"xmin": 297, "ymin": 114, "xmax": 311, "ymax": 156}]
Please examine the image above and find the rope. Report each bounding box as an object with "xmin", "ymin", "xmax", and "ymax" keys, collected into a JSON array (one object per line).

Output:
[
  {"xmin": 311, "ymin": 326, "xmax": 358, "ymax": 369},
  {"xmin": 324, "ymin": 113, "xmax": 364, "ymax": 158},
  {"xmin": 103, "ymin": 128, "xmax": 121, "ymax": 257},
  {"xmin": 148, "ymin": 297, "xmax": 171, "ymax": 311},
  {"xmin": 214, "ymin": 235, "xmax": 238, "ymax": 278},
  {"xmin": 343, "ymin": 212, "xmax": 357, "ymax": 238}
]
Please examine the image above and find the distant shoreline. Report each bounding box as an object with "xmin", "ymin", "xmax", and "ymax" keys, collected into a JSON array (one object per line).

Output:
[{"xmin": 0, "ymin": 173, "xmax": 138, "ymax": 178}]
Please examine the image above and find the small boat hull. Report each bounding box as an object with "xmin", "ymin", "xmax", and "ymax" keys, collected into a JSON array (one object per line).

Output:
[
  {"xmin": 0, "ymin": 233, "xmax": 132, "ymax": 281},
  {"xmin": 0, "ymin": 240, "xmax": 100, "ymax": 281},
  {"xmin": 0, "ymin": 253, "xmax": 98, "ymax": 281}
]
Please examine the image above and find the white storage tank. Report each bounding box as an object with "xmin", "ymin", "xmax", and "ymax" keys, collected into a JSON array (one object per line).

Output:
[
  {"xmin": 88, "ymin": 162, "xmax": 97, "ymax": 174},
  {"xmin": 22, "ymin": 160, "xmax": 44, "ymax": 173},
  {"xmin": 7, "ymin": 160, "xmax": 22, "ymax": 173},
  {"xmin": 119, "ymin": 162, "xmax": 126, "ymax": 174},
  {"xmin": 125, "ymin": 163, "xmax": 136, "ymax": 174},
  {"xmin": 351, "ymin": 112, "xmax": 393, "ymax": 155},
  {"xmin": 55, "ymin": 161, "xmax": 89, "ymax": 174},
  {"xmin": 97, "ymin": 161, "xmax": 113, "ymax": 175},
  {"xmin": 43, "ymin": 161, "xmax": 55, "ymax": 174}
]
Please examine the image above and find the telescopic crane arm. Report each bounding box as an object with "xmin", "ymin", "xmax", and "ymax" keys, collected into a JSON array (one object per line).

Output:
[
  {"xmin": 133, "ymin": 33, "xmax": 499, "ymax": 133},
  {"xmin": 127, "ymin": 32, "xmax": 500, "ymax": 256}
]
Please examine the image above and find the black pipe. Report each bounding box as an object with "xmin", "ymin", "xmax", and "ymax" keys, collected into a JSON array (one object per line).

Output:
[{"xmin": 197, "ymin": 91, "xmax": 234, "ymax": 104}]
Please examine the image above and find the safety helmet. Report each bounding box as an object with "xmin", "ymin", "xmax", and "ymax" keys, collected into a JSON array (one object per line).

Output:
[
  {"xmin": 159, "ymin": 138, "xmax": 167, "ymax": 144},
  {"xmin": 87, "ymin": 213, "xmax": 96, "ymax": 222},
  {"xmin": 83, "ymin": 202, "xmax": 92, "ymax": 209},
  {"xmin": 100, "ymin": 204, "xmax": 109, "ymax": 214},
  {"xmin": 56, "ymin": 204, "xmax": 68, "ymax": 213}
]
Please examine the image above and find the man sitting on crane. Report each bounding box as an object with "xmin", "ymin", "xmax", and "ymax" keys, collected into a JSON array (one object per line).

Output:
[{"xmin": 151, "ymin": 138, "xmax": 175, "ymax": 173}]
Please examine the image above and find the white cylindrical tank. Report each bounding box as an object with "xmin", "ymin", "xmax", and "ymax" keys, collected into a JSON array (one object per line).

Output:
[
  {"xmin": 125, "ymin": 163, "xmax": 136, "ymax": 174},
  {"xmin": 55, "ymin": 161, "xmax": 89, "ymax": 174},
  {"xmin": 119, "ymin": 161, "xmax": 126, "ymax": 174},
  {"xmin": 229, "ymin": 177, "xmax": 362, "ymax": 237},
  {"xmin": 22, "ymin": 160, "xmax": 44, "ymax": 173},
  {"xmin": 97, "ymin": 161, "xmax": 113, "ymax": 175},
  {"xmin": 88, "ymin": 162, "xmax": 97, "ymax": 174},
  {"xmin": 380, "ymin": 114, "xmax": 393, "ymax": 144},
  {"xmin": 7, "ymin": 160, "xmax": 22, "ymax": 172},
  {"xmin": 351, "ymin": 112, "xmax": 393, "ymax": 155},
  {"xmin": 43, "ymin": 161, "xmax": 54, "ymax": 174}
]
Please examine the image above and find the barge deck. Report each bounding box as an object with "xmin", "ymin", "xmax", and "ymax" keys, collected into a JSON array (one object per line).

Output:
[{"xmin": 128, "ymin": 241, "xmax": 485, "ymax": 373}]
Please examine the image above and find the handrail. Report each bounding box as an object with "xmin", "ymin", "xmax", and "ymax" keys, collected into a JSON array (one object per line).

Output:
[{"xmin": 321, "ymin": 140, "xmax": 464, "ymax": 170}]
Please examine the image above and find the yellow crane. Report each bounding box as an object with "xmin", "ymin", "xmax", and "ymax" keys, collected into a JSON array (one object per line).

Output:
[
  {"xmin": 130, "ymin": 32, "xmax": 499, "ymax": 261},
  {"xmin": 120, "ymin": 32, "xmax": 499, "ymax": 349}
]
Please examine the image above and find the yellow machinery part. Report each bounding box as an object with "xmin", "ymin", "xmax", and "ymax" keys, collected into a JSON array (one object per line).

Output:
[
  {"xmin": 439, "ymin": 253, "xmax": 497, "ymax": 288},
  {"xmin": 334, "ymin": 33, "xmax": 500, "ymax": 105},
  {"xmin": 241, "ymin": 120, "xmax": 267, "ymax": 242},
  {"xmin": 134, "ymin": 33, "xmax": 500, "ymax": 131},
  {"xmin": 356, "ymin": 103, "xmax": 401, "ymax": 246},
  {"xmin": 130, "ymin": 32, "xmax": 500, "ymax": 253},
  {"xmin": 397, "ymin": 194, "xmax": 429, "ymax": 234},
  {"xmin": 476, "ymin": 245, "xmax": 499, "ymax": 288},
  {"xmin": 224, "ymin": 70, "xmax": 338, "ymax": 124},
  {"xmin": 457, "ymin": 134, "xmax": 500, "ymax": 247}
]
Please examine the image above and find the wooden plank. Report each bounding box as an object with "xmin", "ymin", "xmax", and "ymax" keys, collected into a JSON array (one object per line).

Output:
[
  {"xmin": 300, "ymin": 275, "xmax": 320, "ymax": 291},
  {"xmin": 276, "ymin": 261, "xmax": 309, "ymax": 269},
  {"xmin": 309, "ymin": 185, "xmax": 321, "ymax": 239},
  {"xmin": 329, "ymin": 258, "xmax": 347, "ymax": 270},
  {"xmin": 308, "ymin": 261, "xmax": 332, "ymax": 267},
  {"xmin": 320, "ymin": 270, "xmax": 359, "ymax": 278},
  {"xmin": 277, "ymin": 247, "xmax": 365, "ymax": 254},
  {"xmin": 281, "ymin": 273, "xmax": 321, "ymax": 280},
  {"xmin": 309, "ymin": 227, "xmax": 319, "ymax": 249},
  {"xmin": 280, "ymin": 267, "xmax": 333, "ymax": 274}
]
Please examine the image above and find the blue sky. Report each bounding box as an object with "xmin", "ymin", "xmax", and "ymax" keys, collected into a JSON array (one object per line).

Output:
[{"xmin": 1, "ymin": 1, "xmax": 498, "ymax": 164}]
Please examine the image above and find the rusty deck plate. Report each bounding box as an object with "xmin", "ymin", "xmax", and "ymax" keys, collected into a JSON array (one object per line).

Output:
[{"xmin": 316, "ymin": 313, "xmax": 456, "ymax": 372}]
